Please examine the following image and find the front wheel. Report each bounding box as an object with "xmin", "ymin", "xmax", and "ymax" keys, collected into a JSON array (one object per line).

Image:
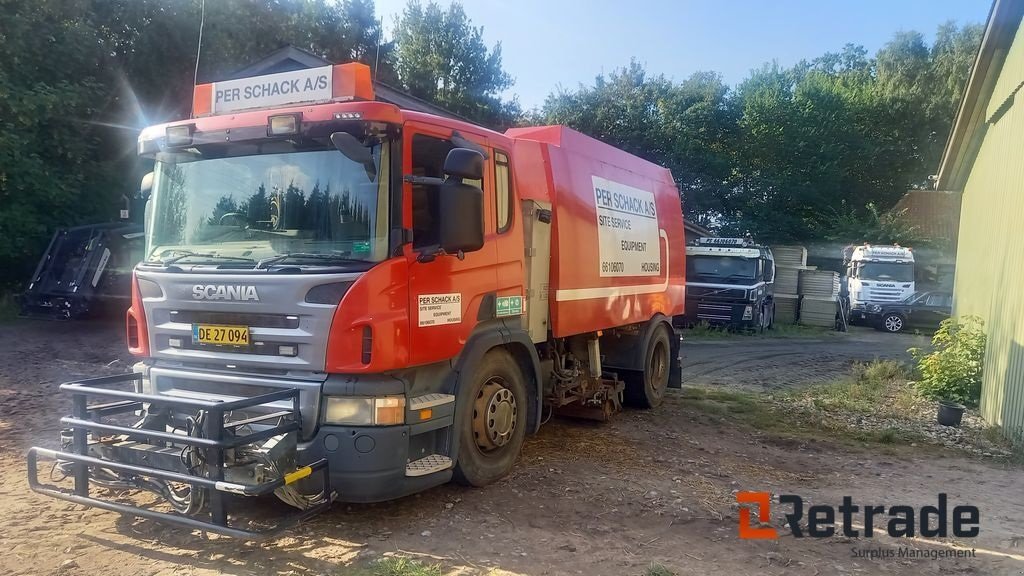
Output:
[
  {"xmin": 453, "ymin": 350, "xmax": 528, "ymax": 487},
  {"xmin": 624, "ymin": 324, "xmax": 671, "ymax": 408},
  {"xmin": 882, "ymin": 313, "xmax": 906, "ymax": 333}
]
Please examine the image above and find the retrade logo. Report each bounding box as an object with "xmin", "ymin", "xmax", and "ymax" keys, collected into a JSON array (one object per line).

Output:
[
  {"xmin": 737, "ymin": 492, "xmax": 979, "ymax": 540},
  {"xmin": 191, "ymin": 285, "xmax": 260, "ymax": 301}
]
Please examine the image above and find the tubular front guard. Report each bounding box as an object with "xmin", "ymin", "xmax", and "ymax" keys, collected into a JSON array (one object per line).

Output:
[{"xmin": 26, "ymin": 372, "xmax": 332, "ymax": 539}]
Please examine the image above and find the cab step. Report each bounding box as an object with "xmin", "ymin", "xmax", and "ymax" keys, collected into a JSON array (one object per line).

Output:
[
  {"xmin": 405, "ymin": 454, "xmax": 453, "ymax": 477},
  {"xmin": 408, "ymin": 393, "xmax": 454, "ymax": 411}
]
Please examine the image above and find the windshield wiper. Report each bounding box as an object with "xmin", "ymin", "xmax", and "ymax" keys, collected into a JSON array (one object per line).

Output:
[
  {"xmin": 255, "ymin": 252, "xmax": 371, "ymax": 269},
  {"xmin": 160, "ymin": 252, "xmax": 256, "ymax": 266}
]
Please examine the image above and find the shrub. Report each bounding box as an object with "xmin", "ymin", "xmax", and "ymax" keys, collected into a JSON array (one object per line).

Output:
[{"xmin": 910, "ymin": 316, "xmax": 986, "ymax": 407}]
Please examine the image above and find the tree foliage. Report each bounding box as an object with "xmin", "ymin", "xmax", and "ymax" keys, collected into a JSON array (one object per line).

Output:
[
  {"xmin": 540, "ymin": 23, "xmax": 982, "ymax": 242},
  {"xmin": 392, "ymin": 0, "xmax": 519, "ymax": 128},
  {"xmin": 0, "ymin": 0, "xmax": 514, "ymax": 286}
]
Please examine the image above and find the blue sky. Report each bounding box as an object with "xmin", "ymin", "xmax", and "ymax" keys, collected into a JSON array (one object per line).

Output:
[{"xmin": 373, "ymin": 0, "xmax": 991, "ymax": 110}]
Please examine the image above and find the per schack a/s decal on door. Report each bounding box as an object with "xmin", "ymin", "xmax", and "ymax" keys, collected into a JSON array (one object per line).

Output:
[
  {"xmin": 418, "ymin": 293, "xmax": 462, "ymax": 327},
  {"xmin": 593, "ymin": 176, "xmax": 661, "ymax": 277}
]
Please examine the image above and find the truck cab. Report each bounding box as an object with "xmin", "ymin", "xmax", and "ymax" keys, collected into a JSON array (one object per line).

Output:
[
  {"xmin": 684, "ymin": 237, "xmax": 775, "ymax": 330},
  {"xmin": 844, "ymin": 244, "xmax": 915, "ymax": 322}
]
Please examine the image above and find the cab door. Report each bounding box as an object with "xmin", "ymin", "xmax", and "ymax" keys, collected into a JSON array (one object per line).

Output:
[{"xmin": 402, "ymin": 122, "xmax": 498, "ymax": 367}]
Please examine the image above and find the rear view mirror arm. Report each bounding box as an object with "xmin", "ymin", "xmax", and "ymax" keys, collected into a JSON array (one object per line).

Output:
[{"xmin": 403, "ymin": 175, "xmax": 445, "ymax": 187}]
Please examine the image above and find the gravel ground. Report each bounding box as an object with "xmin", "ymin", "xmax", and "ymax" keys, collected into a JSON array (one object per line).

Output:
[{"xmin": 680, "ymin": 326, "xmax": 929, "ymax": 391}]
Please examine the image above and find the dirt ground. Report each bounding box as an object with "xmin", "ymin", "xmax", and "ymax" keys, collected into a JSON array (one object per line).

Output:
[
  {"xmin": 0, "ymin": 319, "xmax": 1022, "ymax": 576},
  {"xmin": 681, "ymin": 328, "xmax": 930, "ymax": 391}
]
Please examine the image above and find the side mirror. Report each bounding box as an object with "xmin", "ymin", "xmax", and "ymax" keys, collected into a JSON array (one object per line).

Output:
[
  {"xmin": 438, "ymin": 180, "xmax": 484, "ymax": 256},
  {"xmin": 444, "ymin": 148, "xmax": 484, "ymax": 181}
]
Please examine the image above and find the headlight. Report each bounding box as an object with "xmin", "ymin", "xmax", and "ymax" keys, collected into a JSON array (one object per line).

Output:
[
  {"xmin": 323, "ymin": 396, "xmax": 405, "ymax": 426},
  {"xmin": 867, "ymin": 304, "xmax": 882, "ymax": 313}
]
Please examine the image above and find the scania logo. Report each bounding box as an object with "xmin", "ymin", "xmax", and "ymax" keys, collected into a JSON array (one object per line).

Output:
[
  {"xmin": 191, "ymin": 285, "xmax": 260, "ymax": 301},
  {"xmin": 878, "ymin": 283, "xmax": 896, "ymax": 287}
]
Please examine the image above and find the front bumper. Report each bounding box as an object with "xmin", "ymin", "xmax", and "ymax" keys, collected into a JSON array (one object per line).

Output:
[
  {"xmin": 26, "ymin": 373, "xmax": 332, "ymax": 539},
  {"xmin": 685, "ymin": 299, "xmax": 759, "ymax": 328},
  {"xmin": 297, "ymin": 424, "xmax": 452, "ymax": 503}
]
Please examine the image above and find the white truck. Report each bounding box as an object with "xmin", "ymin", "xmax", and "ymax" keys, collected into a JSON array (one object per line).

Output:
[{"xmin": 844, "ymin": 244, "xmax": 915, "ymax": 322}]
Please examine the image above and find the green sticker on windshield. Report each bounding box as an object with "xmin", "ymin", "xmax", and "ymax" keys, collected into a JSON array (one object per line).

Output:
[{"xmin": 352, "ymin": 241, "xmax": 371, "ymax": 254}]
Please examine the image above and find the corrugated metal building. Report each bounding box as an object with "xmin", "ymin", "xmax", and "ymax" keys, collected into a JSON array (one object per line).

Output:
[{"xmin": 936, "ymin": 0, "xmax": 1024, "ymax": 443}]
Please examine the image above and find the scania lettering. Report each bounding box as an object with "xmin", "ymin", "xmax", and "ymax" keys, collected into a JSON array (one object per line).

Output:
[
  {"xmin": 683, "ymin": 237, "xmax": 775, "ymax": 331},
  {"xmin": 27, "ymin": 63, "xmax": 687, "ymax": 538},
  {"xmin": 191, "ymin": 285, "xmax": 260, "ymax": 301},
  {"xmin": 843, "ymin": 244, "xmax": 915, "ymax": 322}
]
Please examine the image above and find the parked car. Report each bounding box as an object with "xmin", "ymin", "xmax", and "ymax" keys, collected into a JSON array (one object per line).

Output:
[{"xmin": 865, "ymin": 290, "xmax": 952, "ymax": 333}]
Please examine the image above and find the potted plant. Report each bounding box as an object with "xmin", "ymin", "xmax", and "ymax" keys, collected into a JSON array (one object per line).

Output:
[
  {"xmin": 936, "ymin": 399, "xmax": 966, "ymax": 427},
  {"xmin": 909, "ymin": 316, "xmax": 987, "ymax": 428}
]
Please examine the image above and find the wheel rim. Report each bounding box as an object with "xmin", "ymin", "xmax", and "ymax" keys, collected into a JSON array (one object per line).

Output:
[
  {"xmin": 472, "ymin": 377, "xmax": 518, "ymax": 452},
  {"xmin": 885, "ymin": 316, "xmax": 903, "ymax": 332},
  {"xmin": 649, "ymin": 339, "xmax": 668, "ymax": 397}
]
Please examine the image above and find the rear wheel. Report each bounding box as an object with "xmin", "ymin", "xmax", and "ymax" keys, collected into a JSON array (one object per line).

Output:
[
  {"xmin": 453, "ymin": 350, "xmax": 528, "ymax": 486},
  {"xmin": 882, "ymin": 313, "xmax": 906, "ymax": 333},
  {"xmin": 624, "ymin": 324, "xmax": 671, "ymax": 408}
]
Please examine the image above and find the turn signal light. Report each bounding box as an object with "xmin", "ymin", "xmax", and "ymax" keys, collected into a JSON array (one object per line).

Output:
[{"xmin": 375, "ymin": 397, "xmax": 405, "ymax": 425}]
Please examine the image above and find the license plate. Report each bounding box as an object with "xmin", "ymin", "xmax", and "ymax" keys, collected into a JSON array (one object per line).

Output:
[{"xmin": 192, "ymin": 324, "xmax": 250, "ymax": 346}]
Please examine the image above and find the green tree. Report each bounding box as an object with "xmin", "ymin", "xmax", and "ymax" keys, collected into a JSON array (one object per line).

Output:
[
  {"xmin": 542, "ymin": 61, "xmax": 734, "ymax": 227},
  {"xmin": 392, "ymin": 0, "xmax": 519, "ymax": 127}
]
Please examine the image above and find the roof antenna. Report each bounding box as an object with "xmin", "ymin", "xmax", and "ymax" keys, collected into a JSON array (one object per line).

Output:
[
  {"xmin": 373, "ymin": 15, "xmax": 382, "ymax": 82},
  {"xmin": 191, "ymin": 0, "xmax": 206, "ymax": 117}
]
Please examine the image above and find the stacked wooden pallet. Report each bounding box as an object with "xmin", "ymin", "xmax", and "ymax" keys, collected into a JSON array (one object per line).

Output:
[{"xmin": 771, "ymin": 245, "xmax": 810, "ymax": 324}]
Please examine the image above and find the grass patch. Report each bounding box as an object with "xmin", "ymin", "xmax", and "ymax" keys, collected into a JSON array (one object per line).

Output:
[
  {"xmin": 645, "ymin": 563, "xmax": 677, "ymax": 576},
  {"xmin": 683, "ymin": 322, "xmax": 734, "ymax": 339},
  {"xmin": 0, "ymin": 292, "xmax": 19, "ymax": 322},
  {"xmin": 804, "ymin": 360, "xmax": 918, "ymax": 416},
  {"xmin": 683, "ymin": 321, "xmax": 830, "ymax": 340},
  {"xmin": 364, "ymin": 557, "xmax": 442, "ymax": 576},
  {"xmin": 682, "ymin": 360, "xmax": 934, "ymax": 449}
]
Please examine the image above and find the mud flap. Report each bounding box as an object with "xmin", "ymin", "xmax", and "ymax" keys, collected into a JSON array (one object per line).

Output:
[{"xmin": 668, "ymin": 329, "xmax": 683, "ymax": 389}]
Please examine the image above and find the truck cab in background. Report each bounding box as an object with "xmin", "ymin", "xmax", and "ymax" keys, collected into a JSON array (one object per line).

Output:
[
  {"xmin": 683, "ymin": 237, "xmax": 775, "ymax": 331},
  {"xmin": 844, "ymin": 244, "xmax": 915, "ymax": 323}
]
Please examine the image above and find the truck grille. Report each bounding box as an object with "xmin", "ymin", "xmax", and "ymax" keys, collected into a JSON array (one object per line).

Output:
[
  {"xmin": 688, "ymin": 286, "xmax": 746, "ymax": 299},
  {"xmin": 169, "ymin": 310, "xmax": 300, "ymax": 329},
  {"xmin": 138, "ymin": 270, "xmax": 360, "ymax": 375}
]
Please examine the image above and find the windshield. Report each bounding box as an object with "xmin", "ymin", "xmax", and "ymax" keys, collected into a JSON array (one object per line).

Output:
[
  {"xmin": 146, "ymin": 142, "xmax": 389, "ymax": 267},
  {"xmin": 855, "ymin": 262, "xmax": 914, "ymax": 282},
  {"xmin": 686, "ymin": 255, "xmax": 757, "ymax": 285}
]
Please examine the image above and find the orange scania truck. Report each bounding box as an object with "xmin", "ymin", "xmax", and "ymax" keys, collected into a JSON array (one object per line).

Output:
[{"xmin": 28, "ymin": 63, "xmax": 685, "ymax": 537}]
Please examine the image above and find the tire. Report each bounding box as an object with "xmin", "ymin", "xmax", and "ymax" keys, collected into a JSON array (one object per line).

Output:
[
  {"xmin": 882, "ymin": 313, "xmax": 906, "ymax": 333},
  {"xmin": 453, "ymin": 350, "xmax": 528, "ymax": 487},
  {"xmin": 624, "ymin": 324, "xmax": 671, "ymax": 409}
]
